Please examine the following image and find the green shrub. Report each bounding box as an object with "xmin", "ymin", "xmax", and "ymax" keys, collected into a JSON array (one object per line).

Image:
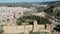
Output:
[{"xmin": 0, "ymin": 30, "xmax": 4, "ymax": 34}]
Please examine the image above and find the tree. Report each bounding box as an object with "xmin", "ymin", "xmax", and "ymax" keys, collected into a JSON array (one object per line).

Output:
[
  {"xmin": 44, "ymin": 5, "xmax": 55, "ymax": 16},
  {"xmin": 55, "ymin": 10, "xmax": 60, "ymax": 20},
  {"xmin": 54, "ymin": 24, "xmax": 60, "ymax": 32},
  {"xmin": 16, "ymin": 15, "xmax": 51, "ymax": 25}
]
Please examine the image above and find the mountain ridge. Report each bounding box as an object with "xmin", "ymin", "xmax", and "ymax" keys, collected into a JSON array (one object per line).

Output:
[{"xmin": 0, "ymin": 1, "xmax": 60, "ymax": 6}]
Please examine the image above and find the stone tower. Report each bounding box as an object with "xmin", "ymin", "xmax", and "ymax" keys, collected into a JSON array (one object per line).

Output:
[{"xmin": 33, "ymin": 20, "xmax": 38, "ymax": 32}]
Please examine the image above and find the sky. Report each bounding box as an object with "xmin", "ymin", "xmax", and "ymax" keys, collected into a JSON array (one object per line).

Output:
[{"xmin": 0, "ymin": 0, "xmax": 59, "ymax": 3}]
